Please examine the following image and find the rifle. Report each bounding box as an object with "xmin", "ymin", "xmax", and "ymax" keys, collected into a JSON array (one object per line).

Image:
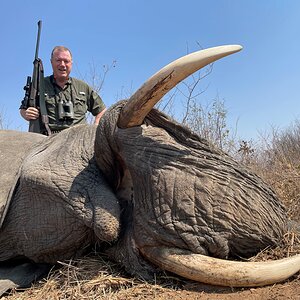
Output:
[{"xmin": 22, "ymin": 20, "xmax": 51, "ymax": 135}]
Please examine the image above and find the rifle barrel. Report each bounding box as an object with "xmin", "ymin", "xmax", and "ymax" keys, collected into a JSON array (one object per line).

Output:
[{"xmin": 34, "ymin": 20, "xmax": 42, "ymax": 60}]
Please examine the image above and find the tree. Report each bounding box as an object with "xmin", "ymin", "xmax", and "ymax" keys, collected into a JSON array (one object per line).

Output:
[
  {"xmin": 81, "ymin": 60, "xmax": 117, "ymax": 124},
  {"xmin": 156, "ymin": 59, "xmax": 238, "ymax": 154},
  {"xmin": 243, "ymin": 121, "xmax": 300, "ymax": 221},
  {"xmin": 0, "ymin": 107, "xmax": 10, "ymax": 130}
]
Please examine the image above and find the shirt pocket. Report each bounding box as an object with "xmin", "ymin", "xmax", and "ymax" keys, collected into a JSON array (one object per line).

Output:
[
  {"xmin": 74, "ymin": 97, "xmax": 87, "ymax": 115},
  {"xmin": 45, "ymin": 94, "xmax": 56, "ymax": 110}
]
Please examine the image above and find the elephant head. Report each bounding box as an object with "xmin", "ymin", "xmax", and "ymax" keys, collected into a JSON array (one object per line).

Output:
[
  {"xmin": 93, "ymin": 45, "xmax": 300, "ymax": 287},
  {"xmin": 0, "ymin": 46, "xmax": 299, "ymax": 292}
]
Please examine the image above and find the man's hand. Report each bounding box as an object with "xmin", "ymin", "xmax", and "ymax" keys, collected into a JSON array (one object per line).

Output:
[{"xmin": 20, "ymin": 107, "xmax": 40, "ymax": 121}]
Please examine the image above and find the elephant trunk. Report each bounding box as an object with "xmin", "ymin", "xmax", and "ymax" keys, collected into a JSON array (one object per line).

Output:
[
  {"xmin": 140, "ymin": 246, "xmax": 300, "ymax": 287},
  {"xmin": 117, "ymin": 45, "xmax": 242, "ymax": 128}
]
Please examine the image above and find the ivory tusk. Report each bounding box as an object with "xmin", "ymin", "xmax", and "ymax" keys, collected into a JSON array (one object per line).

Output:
[
  {"xmin": 140, "ymin": 246, "xmax": 300, "ymax": 287},
  {"xmin": 118, "ymin": 45, "xmax": 242, "ymax": 128}
]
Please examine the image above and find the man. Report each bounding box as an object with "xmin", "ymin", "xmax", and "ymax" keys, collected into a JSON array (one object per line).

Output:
[{"xmin": 20, "ymin": 46, "xmax": 106, "ymax": 134}]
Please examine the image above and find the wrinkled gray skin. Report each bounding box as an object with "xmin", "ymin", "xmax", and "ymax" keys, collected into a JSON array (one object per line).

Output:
[
  {"xmin": 94, "ymin": 101, "xmax": 287, "ymax": 276},
  {"xmin": 0, "ymin": 100, "xmax": 288, "ymax": 283},
  {"xmin": 0, "ymin": 125, "xmax": 120, "ymax": 264}
]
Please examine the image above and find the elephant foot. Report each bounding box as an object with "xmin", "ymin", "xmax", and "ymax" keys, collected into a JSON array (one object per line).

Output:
[{"xmin": 0, "ymin": 259, "xmax": 51, "ymax": 296}]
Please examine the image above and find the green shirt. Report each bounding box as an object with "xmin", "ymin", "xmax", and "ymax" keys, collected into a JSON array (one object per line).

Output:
[
  {"xmin": 20, "ymin": 75, "xmax": 106, "ymax": 134},
  {"xmin": 43, "ymin": 75, "xmax": 105, "ymax": 131}
]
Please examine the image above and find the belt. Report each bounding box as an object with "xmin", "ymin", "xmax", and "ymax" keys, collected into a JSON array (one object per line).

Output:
[
  {"xmin": 41, "ymin": 129, "xmax": 63, "ymax": 136},
  {"xmin": 51, "ymin": 130, "xmax": 63, "ymax": 134}
]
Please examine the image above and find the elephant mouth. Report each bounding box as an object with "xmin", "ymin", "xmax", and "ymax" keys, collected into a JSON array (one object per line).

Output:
[
  {"xmin": 140, "ymin": 246, "xmax": 300, "ymax": 287},
  {"xmin": 117, "ymin": 45, "xmax": 242, "ymax": 129}
]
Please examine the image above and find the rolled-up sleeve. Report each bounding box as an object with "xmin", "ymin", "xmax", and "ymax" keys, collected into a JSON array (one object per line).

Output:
[{"xmin": 88, "ymin": 89, "xmax": 106, "ymax": 116}]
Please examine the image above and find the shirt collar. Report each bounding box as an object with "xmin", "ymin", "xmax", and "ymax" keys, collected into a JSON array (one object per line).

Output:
[{"xmin": 50, "ymin": 75, "xmax": 72, "ymax": 87}]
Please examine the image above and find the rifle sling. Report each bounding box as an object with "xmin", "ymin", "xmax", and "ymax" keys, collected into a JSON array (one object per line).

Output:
[{"xmin": 38, "ymin": 60, "xmax": 52, "ymax": 136}]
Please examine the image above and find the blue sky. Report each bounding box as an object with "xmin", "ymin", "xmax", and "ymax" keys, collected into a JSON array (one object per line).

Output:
[{"xmin": 1, "ymin": 0, "xmax": 299, "ymax": 141}]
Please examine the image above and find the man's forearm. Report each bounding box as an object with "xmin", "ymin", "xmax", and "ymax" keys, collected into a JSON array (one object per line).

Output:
[{"xmin": 94, "ymin": 108, "xmax": 107, "ymax": 125}]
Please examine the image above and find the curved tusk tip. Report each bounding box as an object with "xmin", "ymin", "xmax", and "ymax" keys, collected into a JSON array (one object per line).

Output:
[
  {"xmin": 211, "ymin": 44, "xmax": 243, "ymax": 55},
  {"xmin": 231, "ymin": 44, "xmax": 243, "ymax": 52}
]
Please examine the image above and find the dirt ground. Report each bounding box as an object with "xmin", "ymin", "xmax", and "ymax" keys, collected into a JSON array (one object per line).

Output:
[
  {"xmin": 114, "ymin": 278, "xmax": 300, "ymax": 300},
  {"xmin": 1, "ymin": 272, "xmax": 300, "ymax": 300},
  {"xmin": 1, "ymin": 252, "xmax": 300, "ymax": 300}
]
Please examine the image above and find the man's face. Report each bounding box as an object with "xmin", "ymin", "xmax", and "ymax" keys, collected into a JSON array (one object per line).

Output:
[{"xmin": 51, "ymin": 50, "xmax": 72, "ymax": 81}]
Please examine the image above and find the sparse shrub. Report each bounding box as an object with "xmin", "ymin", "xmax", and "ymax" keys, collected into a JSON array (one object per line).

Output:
[{"xmin": 249, "ymin": 121, "xmax": 300, "ymax": 222}]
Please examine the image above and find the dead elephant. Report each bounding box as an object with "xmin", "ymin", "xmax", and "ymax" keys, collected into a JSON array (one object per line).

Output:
[{"xmin": 0, "ymin": 45, "xmax": 300, "ymax": 294}]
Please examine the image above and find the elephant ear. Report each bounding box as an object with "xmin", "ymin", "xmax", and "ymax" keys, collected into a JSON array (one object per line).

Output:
[{"xmin": 0, "ymin": 130, "xmax": 45, "ymax": 227}]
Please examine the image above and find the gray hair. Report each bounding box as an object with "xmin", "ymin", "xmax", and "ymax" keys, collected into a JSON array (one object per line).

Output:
[{"xmin": 51, "ymin": 46, "xmax": 73, "ymax": 60}]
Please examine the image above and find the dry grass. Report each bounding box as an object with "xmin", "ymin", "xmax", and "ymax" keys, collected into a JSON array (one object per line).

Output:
[
  {"xmin": 2, "ymin": 230, "xmax": 299, "ymax": 299},
  {"xmin": 251, "ymin": 123, "xmax": 300, "ymax": 222},
  {"xmin": 249, "ymin": 144, "xmax": 300, "ymax": 223},
  {"xmin": 1, "ymin": 255, "xmax": 183, "ymax": 300},
  {"xmin": 2, "ymin": 234, "xmax": 299, "ymax": 300},
  {"xmin": 249, "ymin": 231, "xmax": 300, "ymax": 262}
]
